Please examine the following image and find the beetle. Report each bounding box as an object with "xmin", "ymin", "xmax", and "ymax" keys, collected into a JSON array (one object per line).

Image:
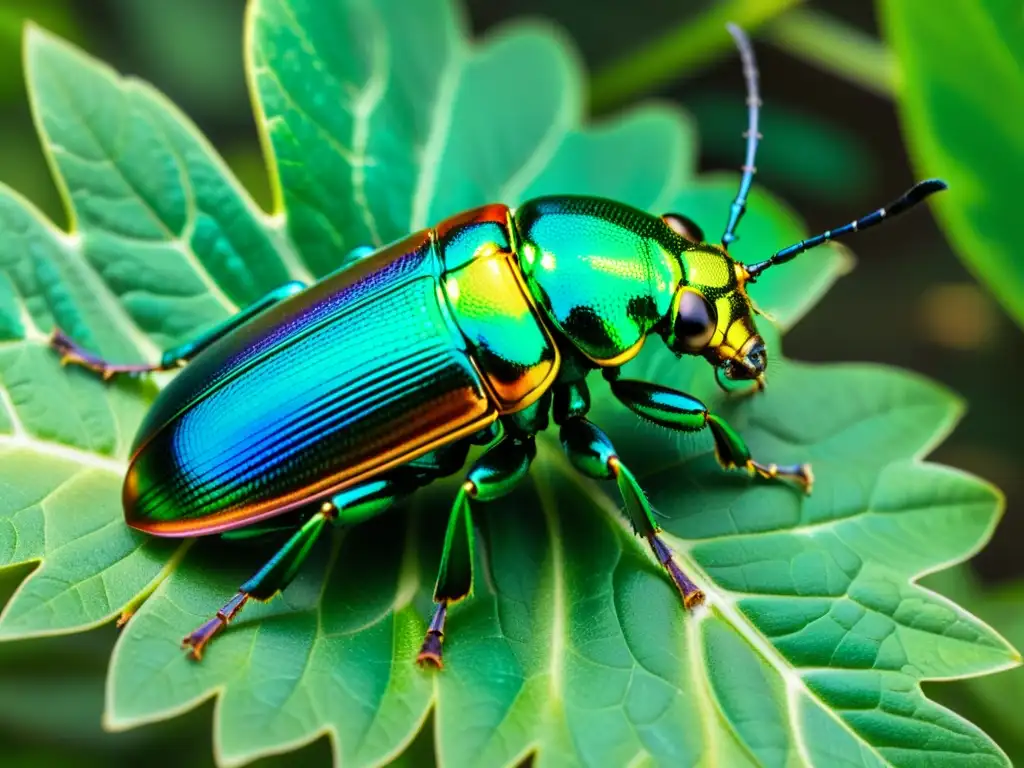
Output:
[{"xmin": 50, "ymin": 25, "xmax": 946, "ymax": 667}]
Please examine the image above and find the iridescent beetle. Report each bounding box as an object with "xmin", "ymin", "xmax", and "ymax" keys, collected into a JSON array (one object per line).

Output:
[{"xmin": 51, "ymin": 25, "xmax": 946, "ymax": 667}]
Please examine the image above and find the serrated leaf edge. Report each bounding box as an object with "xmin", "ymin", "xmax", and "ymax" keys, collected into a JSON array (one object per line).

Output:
[
  {"xmin": 550, "ymin": 427, "xmax": 1016, "ymax": 767},
  {"xmin": 23, "ymin": 22, "xmax": 312, "ymax": 323},
  {"xmin": 0, "ymin": 436, "xmax": 194, "ymax": 642}
]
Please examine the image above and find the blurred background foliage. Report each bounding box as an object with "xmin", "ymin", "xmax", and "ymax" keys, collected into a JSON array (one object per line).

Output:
[{"xmin": 0, "ymin": 0, "xmax": 1020, "ymax": 765}]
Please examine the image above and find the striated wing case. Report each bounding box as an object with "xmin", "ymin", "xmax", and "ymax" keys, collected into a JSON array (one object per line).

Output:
[{"xmin": 124, "ymin": 233, "xmax": 497, "ymax": 536}]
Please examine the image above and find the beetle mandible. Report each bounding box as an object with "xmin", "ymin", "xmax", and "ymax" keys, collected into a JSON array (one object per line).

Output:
[{"xmin": 50, "ymin": 25, "xmax": 946, "ymax": 667}]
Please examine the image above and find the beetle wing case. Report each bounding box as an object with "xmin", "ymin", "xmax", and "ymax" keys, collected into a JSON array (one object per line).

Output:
[
  {"xmin": 124, "ymin": 231, "xmax": 497, "ymax": 536},
  {"xmin": 124, "ymin": 205, "xmax": 559, "ymax": 537}
]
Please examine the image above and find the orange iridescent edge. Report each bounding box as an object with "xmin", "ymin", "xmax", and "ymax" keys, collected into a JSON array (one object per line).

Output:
[
  {"xmin": 434, "ymin": 202, "xmax": 562, "ymax": 415},
  {"xmin": 127, "ymin": 404, "xmax": 499, "ymax": 538},
  {"xmin": 472, "ymin": 253, "xmax": 562, "ymax": 415}
]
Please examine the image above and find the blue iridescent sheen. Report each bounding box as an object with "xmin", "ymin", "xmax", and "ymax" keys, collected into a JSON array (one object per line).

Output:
[
  {"xmin": 125, "ymin": 230, "xmax": 497, "ymax": 534},
  {"xmin": 125, "ymin": 205, "xmax": 560, "ymax": 536}
]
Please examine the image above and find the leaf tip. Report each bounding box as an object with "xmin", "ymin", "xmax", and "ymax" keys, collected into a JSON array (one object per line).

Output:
[
  {"xmin": 21, "ymin": 18, "xmax": 44, "ymax": 41},
  {"xmin": 22, "ymin": 18, "xmax": 67, "ymax": 60},
  {"xmin": 100, "ymin": 708, "xmax": 133, "ymax": 734},
  {"xmin": 830, "ymin": 241, "xmax": 858, "ymax": 277},
  {"xmin": 22, "ymin": 17, "xmax": 101, "ymax": 82}
]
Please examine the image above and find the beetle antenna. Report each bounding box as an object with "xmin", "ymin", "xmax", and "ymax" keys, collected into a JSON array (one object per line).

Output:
[
  {"xmin": 721, "ymin": 22, "xmax": 762, "ymax": 248},
  {"xmin": 745, "ymin": 179, "xmax": 949, "ymax": 280}
]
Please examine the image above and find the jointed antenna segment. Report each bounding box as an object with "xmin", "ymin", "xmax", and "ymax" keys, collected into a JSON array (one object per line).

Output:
[
  {"xmin": 722, "ymin": 23, "xmax": 762, "ymax": 248},
  {"xmin": 745, "ymin": 179, "xmax": 948, "ymax": 279}
]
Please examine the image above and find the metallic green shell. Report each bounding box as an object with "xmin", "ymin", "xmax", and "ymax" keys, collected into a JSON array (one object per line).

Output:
[
  {"xmin": 436, "ymin": 205, "xmax": 560, "ymax": 411},
  {"xmin": 514, "ymin": 196, "xmax": 684, "ymax": 365}
]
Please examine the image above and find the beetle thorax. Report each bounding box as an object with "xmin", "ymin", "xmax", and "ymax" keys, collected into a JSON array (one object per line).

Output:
[{"xmin": 513, "ymin": 196, "xmax": 683, "ymax": 367}]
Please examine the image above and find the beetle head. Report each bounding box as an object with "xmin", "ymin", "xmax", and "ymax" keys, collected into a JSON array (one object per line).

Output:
[
  {"xmin": 658, "ymin": 175, "xmax": 949, "ymax": 392},
  {"xmin": 660, "ymin": 212, "xmax": 767, "ymax": 389},
  {"xmin": 652, "ymin": 25, "xmax": 950, "ymax": 394}
]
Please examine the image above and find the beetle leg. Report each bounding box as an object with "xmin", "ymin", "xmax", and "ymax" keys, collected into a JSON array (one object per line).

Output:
[
  {"xmin": 608, "ymin": 377, "xmax": 812, "ymax": 493},
  {"xmin": 182, "ymin": 477, "xmax": 403, "ymax": 661},
  {"xmin": 416, "ymin": 487, "xmax": 471, "ymax": 669},
  {"xmin": 51, "ymin": 280, "xmax": 307, "ymax": 380},
  {"xmin": 182, "ymin": 502, "xmax": 334, "ymax": 660},
  {"xmin": 417, "ymin": 436, "xmax": 536, "ymax": 669},
  {"xmin": 560, "ymin": 416, "xmax": 704, "ymax": 608}
]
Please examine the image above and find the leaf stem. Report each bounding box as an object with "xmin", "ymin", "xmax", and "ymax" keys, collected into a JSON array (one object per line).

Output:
[
  {"xmin": 588, "ymin": 0, "xmax": 805, "ymax": 114},
  {"xmin": 762, "ymin": 8, "xmax": 897, "ymax": 98}
]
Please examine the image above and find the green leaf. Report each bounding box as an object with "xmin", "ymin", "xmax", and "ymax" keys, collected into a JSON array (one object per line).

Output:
[
  {"xmin": 879, "ymin": 0, "xmax": 1024, "ymax": 328},
  {"xmin": 921, "ymin": 567, "xmax": 1024, "ymax": 765},
  {"xmin": 0, "ymin": 1, "xmax": 1017, "ymax": 766}
]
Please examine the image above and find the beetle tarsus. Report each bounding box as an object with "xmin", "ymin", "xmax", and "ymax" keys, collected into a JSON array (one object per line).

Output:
[
  {"xmin": 182, "ymin": 591, "xmax": 249, "ymax": 661},
  {"xmin": 416, "ymin": 602, "xmax": 447, "ymax": 669},
  {"xmin": 416, "ymin": 632, "xmax": 444, "ymax": 669},
  {"xmin": 648, "ymin": 533, "xmax": 705, "ymax": 609},
  {"xmin": 182, "ymin": 617, "xmax": 223, "ymax": 661},
  {"xmin": 50, "ymin": 327, "xmax": 155, "ymax": 380},
  {"xmin": 749, "ymin": 459, "xmax": 814, "ymax": 495},
  {"xmin": 561, "ymin": 418, "xmax": 709, "ymax": 612},
  {"xmin": 50, "ymin": 328, "xmax": 90, "ymax": 368}
]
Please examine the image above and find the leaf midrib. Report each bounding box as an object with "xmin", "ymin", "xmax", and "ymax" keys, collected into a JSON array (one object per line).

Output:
[
  {"xmin": 269, "ymin": 0, "xmax": 391, "ymax": 249},
  {"xmin": 0, "ymin": 435, "xmax": 126, "ymax": 476},
  {"xmin": 532, "ymin": 440, "xmax": 775, "ymax": 767},
  {"xmin": 40, "ymin": 58, "xmax": 238, "ymax": 317},
  {"xmin": 545, "ymin": 441, "xmax": 895, "ymax": 768}
]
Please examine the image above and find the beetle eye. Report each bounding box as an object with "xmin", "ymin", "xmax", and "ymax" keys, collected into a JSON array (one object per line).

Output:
[
  {"xmin": 672, "ymin": 288, "xmax": 717, "ymax": 352},
  {"xmin": 662, "ymin": 213, "xmax": 704, "ymax": 243}
]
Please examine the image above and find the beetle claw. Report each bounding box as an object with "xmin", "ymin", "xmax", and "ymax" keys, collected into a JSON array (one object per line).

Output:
[
  {"xmin": 416, "ymin": 632, "xmax": 444, "ymax": 669},
  {"xmin": 49, "ymin": 329, "xmax": 104, "ymax": 375},
  {"xmin": 748, "ymin": 459, "xmax": 814, "ymax": 495},
  {"xmin": 648, "ymin": 533, "xmax": 705, "ymax": 609},
  {"xmin": 181, "ymin": 591, "xmax": 250, "ymax": 661},
  {"xmin": 799, "ymin": 463, "xmax": 814, "ymax": 495},
  {"xmin": 48, "ymin": 326, "xmax": 158, "ymax": 380},
  {"xmin": 181, "ymin": 616, "xmax": 223, "ymax": 661}
]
